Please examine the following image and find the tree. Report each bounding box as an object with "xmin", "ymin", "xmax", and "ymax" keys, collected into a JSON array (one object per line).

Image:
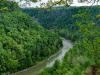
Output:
[
  {"xmin": 0, "ymin": 0, "xmax": 19, "ymax": 12},
  {"xmin": 5, "ymin": 0, "xmax": 99, "ymax": 8},
  {"xmin": 0, "ymin": 3, "xmax": 63, "ymax": 74}
]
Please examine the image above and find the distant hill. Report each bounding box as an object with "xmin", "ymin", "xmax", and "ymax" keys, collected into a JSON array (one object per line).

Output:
[
  {"xmin": 23, "ymin": 6, "xmax": 100, "ymax": 41},
  {"xmin": 26, "ymin": 6, "xmax": 100, "ymax": 75}
]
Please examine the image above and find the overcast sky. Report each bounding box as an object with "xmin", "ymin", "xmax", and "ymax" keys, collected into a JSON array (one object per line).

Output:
[{"xmin": 13, "ymin": 0, "xmax": 100, "ymax": 8}]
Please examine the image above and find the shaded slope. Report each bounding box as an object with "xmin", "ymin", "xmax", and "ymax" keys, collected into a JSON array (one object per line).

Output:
[{"xmin": 0, "ymin": 10, "xmax": 62, "ymax": 74}]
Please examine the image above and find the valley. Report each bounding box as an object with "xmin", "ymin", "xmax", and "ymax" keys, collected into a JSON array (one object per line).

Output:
[
  {"xmin": 11, "ymin": 39, "xmax": 73, "ymax": 75},
  {"xmin": 0, "ymin": 0, "xmax": 100, "ymax": 75}
]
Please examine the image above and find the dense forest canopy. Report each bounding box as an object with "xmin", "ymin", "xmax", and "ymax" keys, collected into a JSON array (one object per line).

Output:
[
  {"xmin": 23, "ymin": 6, "xmax": 100, "ymax": 75},
  {"xmin": 0, "ymin": 1, "xmax": 62, "ymax": 74},
  {"xmin": 36, "ymin": 6, "xmax": 100, "ymax": 75},
  {"xmin": 39, "ymin": 24, "xmax": 100, "ymax": 75},
  {"xmin": 0, "ymin": 0, "xmax": 100, "ymax": 75},
  {"xmin": 0, "ymin": 0, "xmax": 19, "ymax": 12},
  {"xmin": 23, "ymin": 6, "xmax": 100, "ymax": 41}
]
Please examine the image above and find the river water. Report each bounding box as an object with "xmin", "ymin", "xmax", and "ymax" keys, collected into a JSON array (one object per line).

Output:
[{"xmin": 11, "ymin": 38, "xmax": 73, "ymax": 75}]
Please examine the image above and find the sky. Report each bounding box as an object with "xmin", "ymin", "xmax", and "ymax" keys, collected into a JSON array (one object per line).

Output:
[{"xmin": 12, "ymin": 0, "xmax": 100, "ymax": 8}]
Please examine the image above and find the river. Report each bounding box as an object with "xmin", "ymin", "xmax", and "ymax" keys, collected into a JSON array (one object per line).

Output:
[{"xmin": 11, "ymin": 38, "xmax": 73, "ymax": 75}]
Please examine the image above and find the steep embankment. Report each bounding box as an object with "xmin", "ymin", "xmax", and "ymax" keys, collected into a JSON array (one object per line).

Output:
[
  {"xmin": 35, "ymin": 7, "xmax": 100, "ymax": 75},
  {"xmin": 23, "ymin": 6, "xmax": 100, "ymax": 75},
  {"xmin": 11, "ymin": 39, "xmax": 73, "ymax": 75},
  {"xmin": 0, "ymin": 1, "xmax": 62, "ymax": 74},
  {"xmin": 39, "ymin": 25, "xmax": 100, "ymax": 75}
]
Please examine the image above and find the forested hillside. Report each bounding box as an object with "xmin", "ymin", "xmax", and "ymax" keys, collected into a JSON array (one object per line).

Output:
[
  {"xmin": 37, "ymin": 8, "xmax": 100, "ymax": 75},
  {"xmin": 39, "ymin": 20, "xmax": 100, "ymax": 75},
  {"xmin": 0, "ymin": 0, "xmax": 19, "ymax": 12},
  {"xmin": 0, "ymin": 1, "xmax": 62, "ymax": 74},
  {"xmin": 23, "ymin": 6, "xmax": 100, "ymax": 41},
  {"xmin": 0, "ymin": 0, "xmax": 100, "ymax": 75},
  {"xmin": 23, "ymin": 6, "xmax": 100, "ymax": 75}
]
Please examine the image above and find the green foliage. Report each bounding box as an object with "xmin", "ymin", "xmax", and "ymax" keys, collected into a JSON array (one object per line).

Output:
[
  {"xmin": 0, "ymin": 0, "xmax": 19, "ymax": 12},
  {"xmin": 0, "ymin": 10, "xmax": 62, "ymax": 74},
  {"xmin": 38, "ymin": 7, "xmax": 100, "ymax": 75},
  {"xmin": 23, "ymin": 6, "xmax": 100, "ymax": 41},
  {"xmin": 39, "ymin": 23, "xmax": 100, "ymax": 75},
  {"xmin": 0, "ymin": 1, "xmax": 100, "ymax": 74}
]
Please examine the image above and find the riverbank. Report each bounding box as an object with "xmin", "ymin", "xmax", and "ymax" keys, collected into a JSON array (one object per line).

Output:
[{"xmin": 11, "ymin": 38, "xmax": 73, "ymax": 75}]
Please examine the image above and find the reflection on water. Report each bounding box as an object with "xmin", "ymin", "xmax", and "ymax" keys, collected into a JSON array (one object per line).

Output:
[
  {"xmin": 47, "ymin": 38, "xmax": 73, "ymax": 67},
  {"xmin": 11, "ymin": 38, "xmax": 73, "ymax": 75}
]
